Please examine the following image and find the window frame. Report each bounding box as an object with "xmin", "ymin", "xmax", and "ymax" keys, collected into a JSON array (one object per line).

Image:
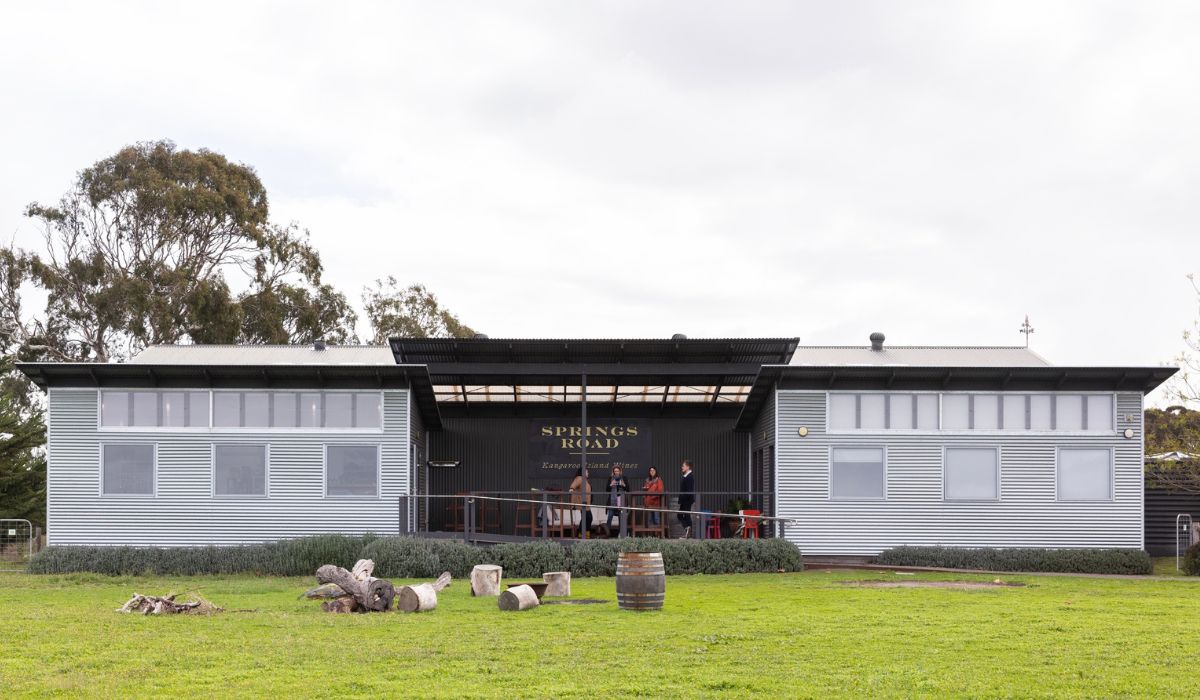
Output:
[
  {"xmin": 98, "ymin": 390, "xmax": 211, "ymax": 431},
  {"xmin": 1055, "ymin": 446, "xmax": 1115, "ymax": 502},
  {"xmin": 825, "ymin": 392, "xmax": 942, "ymax": 432},
  {"xmin": 99, "ymin": 442, "xmax": 158, "ymax": 497},
  {"xmin": 827, "ymin": 445, "xmax": 887, "ymax": 501},
  {"xmin": 826, "ymin": 391, "xmax": 1118, "ymax": 435},
  {"xmin": 211, "ymin": 443, "xmax": 271, "ymax": 499},
  {"xmin": 942, "ymin": 445, "xmax": 1001, "ymax": 502},
  {"xmin": 210, "ymin": 390, "xmax": 385, "ymax": 432},
  {"xmin": 323, "ymin": 443, "xmax": 382, "ymax": 498}
]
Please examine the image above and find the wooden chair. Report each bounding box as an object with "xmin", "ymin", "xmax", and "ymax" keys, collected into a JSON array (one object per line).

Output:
[
  {"xmin": 514, "ymin": 494, "xmax": 538, "ymax": 537},
  {"xmin": 631, "ymin": 493, "xmax": 668, "ymax": 538},
  {"xmin": 479, "ymin": 495, "xmax": 501, "ymax": 533},
  {"xmin": 446, "ymin": 492, "xmax": 468, "ymax": 532}
]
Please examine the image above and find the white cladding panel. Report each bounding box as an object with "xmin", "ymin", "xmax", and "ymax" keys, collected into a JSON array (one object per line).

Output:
[
  {"xmin": 46, "ymin": 388, "xmax": 411, "ymax": 546},
  {"xmin": 775, "ymin": 390, "xmax": 1144, "ymax": 555}
]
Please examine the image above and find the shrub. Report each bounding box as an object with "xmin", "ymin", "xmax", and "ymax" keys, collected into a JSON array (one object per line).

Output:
[
  {"xmin": 874, "ymin": 546, "xmax": 1153, "ymax": 575},
  {"xmin": 28, "ymin": 535, "xmax": 803, "ymax": 578},
  {"xmin": 1182, "ymin": 543, "xmax": 1200, "ymax": 576}
]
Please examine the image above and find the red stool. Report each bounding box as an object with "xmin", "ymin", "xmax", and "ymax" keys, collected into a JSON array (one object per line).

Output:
[
  {"xmin": 739, "ymin": 509, "xmax": 761, "ymax": 539},
  {"xmin": 703, "ymin": 511, "xmax": 721, "ymax": 539}
]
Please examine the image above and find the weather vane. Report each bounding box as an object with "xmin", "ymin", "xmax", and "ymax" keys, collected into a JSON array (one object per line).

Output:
[{"xmin": 1019, "ymin": 315, "xmax": 1035, "ymax": 348}]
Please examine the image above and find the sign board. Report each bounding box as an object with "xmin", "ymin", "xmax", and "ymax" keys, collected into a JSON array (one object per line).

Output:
[
  {"xmin": 6, "ymin": 529, "xmax": 13, "ymax": 536},
  {"xmin": 528, "ymin": 419, "xmax": 651, "ymax": 481}
]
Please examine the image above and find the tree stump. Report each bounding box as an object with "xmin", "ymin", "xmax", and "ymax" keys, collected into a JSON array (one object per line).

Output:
[
  {"xmin": 542, "ymin": 571, "xmax": 571, "ymax": 597},
  {"xmin": 498, "ymin": 584, "xmax": 539, "ymax": 611},
  {"xmin": 471, "ymin": 564, "xmax": 502, "ymax": 596},
  {"xmin": 397, "ymin": 583, "xmax": 438, "ymax": 613}
]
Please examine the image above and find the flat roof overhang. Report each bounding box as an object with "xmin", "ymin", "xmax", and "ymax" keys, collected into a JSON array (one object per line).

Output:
[
  {"xmin": 734, "ymin": 364, "xmax": 1179, "ymax": 431},
  {"xmin": 390, "ymin": 337, "xmax": 800, "ymax": 366},
  {"xmin": 17, "ymin": 362, "xmax": 444, "ymax": 430}
]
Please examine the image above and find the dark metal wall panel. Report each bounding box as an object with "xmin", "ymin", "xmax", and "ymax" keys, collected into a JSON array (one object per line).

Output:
[
  {"xmin": 1145, "ymin": 488, "xmax": 1200, "ymax": 555},
  {"xmin": 425, "ymin": 416, "xmax": 750, "ymax": 532}
]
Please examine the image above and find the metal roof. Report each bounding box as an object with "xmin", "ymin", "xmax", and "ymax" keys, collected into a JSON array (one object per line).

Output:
[
  {"xmin": 130, "ymin": 344, "xmax": 396, "ymax": 365},
  {"xmin": 389, "ymin": 337, "xmax": 800, "ymax": 366},
  {"xmin": 789, "ymin": 345, "xmax": 1051, "ymax": 367}
]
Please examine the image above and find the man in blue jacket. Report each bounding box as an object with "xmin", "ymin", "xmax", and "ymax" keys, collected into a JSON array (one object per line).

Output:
[{"xmin": 677, "ymin": 460, "xmax": 695, "ymax": 538}]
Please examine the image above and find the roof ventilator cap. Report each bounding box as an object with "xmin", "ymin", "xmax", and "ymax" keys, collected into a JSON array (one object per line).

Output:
[
  {"xmin": 671, "ymin": 333, "xmax": 688, "ymax": 341},
  {"xmin": 313, "ymin": 339, "xmax": 326, "ymax": 351},
  {"xmin": 869, "ymin": 332, "xmax": 885, "ymax": 351}
]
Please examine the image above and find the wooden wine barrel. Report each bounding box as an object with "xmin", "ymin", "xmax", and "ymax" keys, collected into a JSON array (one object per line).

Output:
[{"xmin": 616, "ymin": 552, "xmax": 665, "ymax": 611}]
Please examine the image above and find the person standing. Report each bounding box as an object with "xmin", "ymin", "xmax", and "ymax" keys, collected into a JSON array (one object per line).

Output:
[
  {"xmin": 677, "ymin": 460, "xmax": 695, "ymax": 538},
  {"xmin": 604, "ymin": 466, "xmax": 630, "ymax": 535},
  {"xmin": 642, "ymin": 466, "xmax": 664, "ymax": 527},
  {"xmin": 569, "ymin": 468, "xmax": 593, "ymax": 536}
]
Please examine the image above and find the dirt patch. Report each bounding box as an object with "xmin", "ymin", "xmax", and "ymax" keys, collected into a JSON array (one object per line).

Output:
[{"xmin": 842, "ymin": 580, "xmax": 1025, "ymax": 590}]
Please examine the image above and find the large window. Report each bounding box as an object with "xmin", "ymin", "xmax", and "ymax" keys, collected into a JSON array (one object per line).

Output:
[
  {"xmin": 213, "ymin": 444, "xmax": 268, "ymax": 497},
  {"xmin": 829, "ymin": 392, "xmax": 1115, "ymax": 432},
  {"xmin": 101, "ymin": 444, "xmax": 155, "ymax": 495},
  {"xmin": 212, "ymin": 392, "xmax": 382, "ymax": 429},
  {"xmin": 1057, "ymin": 448, "xmax": 1112, "ymax": 501},
  {"xmin": 829, "ymin": 394, "xmax": 938, "ymax": 430},
  {"xmin": 325, "ymin": 445, "xmax": 380, "ymax": 497},
  {"xmin": 101, "ymin": 391, "xmax": 208, "ymax": 428},
  {"xmin": 944, "ymin": 447, "xmax": 999, "ymax": 500},
  {"xmin": 830, "ymin": 447, "xmax": 886, "ymax": 500}
]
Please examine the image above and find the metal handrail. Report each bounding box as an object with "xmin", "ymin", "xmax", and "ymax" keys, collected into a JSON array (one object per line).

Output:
[{"xmin": 400, "ymin": 492, "xmax": 791, "ymax": 543}]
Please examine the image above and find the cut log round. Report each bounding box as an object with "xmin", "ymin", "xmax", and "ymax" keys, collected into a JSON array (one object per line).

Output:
[
  {"xmin": 397, "ymin": 583, "xmax": 438, "ymax": 613},
  {"xmin": 362, "ymin": 578, "xmax": 396, "ymax": 612},
  {"xmin": 471, "ymin": 565, "xmax": 503, "ymax": 597},
  {"xmin": 542, "ymin": 571, "xmax": 571, "ymax": 597},
  {"xmin": 498, "ymin": 584, "xmax": 540, "ymax": 611}
]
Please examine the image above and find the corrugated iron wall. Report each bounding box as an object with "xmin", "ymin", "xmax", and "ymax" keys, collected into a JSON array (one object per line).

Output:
[
  {"xmin": 1145, "ymin": 488, "xmax": 1200, "ymax": 555},
  {"xmin": 425, "ymin": 416, "xmax": 750, "ymax": 532}
]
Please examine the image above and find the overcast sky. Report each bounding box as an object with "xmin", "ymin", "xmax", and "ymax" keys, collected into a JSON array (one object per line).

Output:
[{"xmin": 1, "ymin": 2, "xmax": 1197, "ymax": 396}]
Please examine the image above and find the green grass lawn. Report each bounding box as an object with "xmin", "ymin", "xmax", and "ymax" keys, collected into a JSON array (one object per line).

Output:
[{"xmin": 1, "ymin": 569, "xmax": 1197, "ymax": 698}]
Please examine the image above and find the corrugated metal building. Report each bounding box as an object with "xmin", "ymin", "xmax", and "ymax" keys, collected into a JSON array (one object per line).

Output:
[{"xmin": 20, "ymin": 334, "xmax": 1175, "ymax": 552}]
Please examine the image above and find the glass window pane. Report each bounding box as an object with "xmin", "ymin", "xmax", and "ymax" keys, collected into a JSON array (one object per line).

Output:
[
  {"xmin": 243, "ymin": 393, "xmax": 270, "ymax": 428},
  {"xmin": 213, "ymin": 393, "xmax": 241, "ymax": 428},
  {"xmin": 299, "ymin": 393, "xmax": 322, "ymax": 428},
  {"xmin": 1057, "ymin": 395, "xmax": 1084, "ymax": 431},
  {"xmin": 1087, "ymin": 395, "xmax": 1113, "ymax": 431},
  {"xmin": 1030, "ymin": 395, "xmax": 1052, "ymax": 430},
  {"xmin": 974, "ymin": 395, "xmax": 999, "ymax": 430},
  {"xmin": 102, "ymin": 444, "xmax": 154, "ymax": 495},
  {"xmin": 915, "ymin": 394, "xmax": 939, "ymax": 430},
  {"xmin": 1002, "ymin": 395, "xmax": 1026, "ymax": 430},
  {"xmin": 860, "ymin": 395, "xmax": 886, "ymax": 430},
  {"xmin": 214, "ymin": 444, "xmax": 267, "ymax": 496},
  {"xmin": 1058, "ymin": 449, "xmax": 1111, "ymax": 500},
  {"xmin": 272, "ymin": 393, "xmax": 298, "ymax": 428},
  {"xmin": 830, "ymin": 447, "xmax": 885, "ymax": 499},
  {"xmin": 355, "ymin": 393, "xmax": 382, "ymax": 428},
  {"xmin": 324, "ymin": 394, "xmax": 354, "ymax": 428},
  {"xmin": 942, "ymin": 395, "xmax": 970, "ymax": 430},
  {"xmin": 132, "ymin": 392, "xmax": 158, "ymax": 426},
  {"xmin": 888, "ymin": 394, "xmax": 914, "ymax": 430},
  {"xmin": 945, "ymin": 448, "xmax": 998, "ymax": 500},
  {"xmin": 101, "ymin": 391, "xmax": 130, "ymax": 427},
  {"xmin": 160, "ymin": 392, "xmax": 186, "ymax": 428},
  {"xmin": 186, "ymin": 392, "xmax": 209, "ymax": 427},
  {"xmin": 326, "ymin": 445, "xmax": 379, "ymax": 496},
  {"xmin": 829, "ymin": 394, "xmax": 856, "ymax": 430}
]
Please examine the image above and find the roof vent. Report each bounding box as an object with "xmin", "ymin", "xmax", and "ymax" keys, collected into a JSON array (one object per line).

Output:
[
  {"xmin": 671, "ymin": 333, "xmax": 688, "ymax": 341},
  {"xmin": 869, "ymin": 332, "xmax": 885, "ymax": 351},
  {"xmin": 473, "ymin": 333, "xmax": 489, "ymax": 340},
  {"xmin": 313, "ymin": 339, "xmax": 326, "ymax": 351}
]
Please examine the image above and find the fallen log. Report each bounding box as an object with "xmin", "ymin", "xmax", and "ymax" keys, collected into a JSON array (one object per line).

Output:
[
  {"xmin": 117, "ymin": 592, "xmax": 222, "ymax": 615},
  {"xmin": 498, "ymin": 584, "xmax": 539, "ymax": 611},
  {"xmin": 317, "ymin": 563, "xmax": 395, "ymax": 612},
  {"xmin": 321, "ymin": 596, "xmax": 361, "ymax": 614},
  {"xmin": 432, "ymin": 571, "xmax": 452, "ymax": 592},
  {"xmin": 397, "ymin": 583, "xmax": 438, "ymax": 613},
  {"xmin": 301, "ymin": 583, "xmax": 349, "ymax": 600},
  {"xmin": 351, "ymin": 559, "xmax": 375, "ymax": 581}
]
